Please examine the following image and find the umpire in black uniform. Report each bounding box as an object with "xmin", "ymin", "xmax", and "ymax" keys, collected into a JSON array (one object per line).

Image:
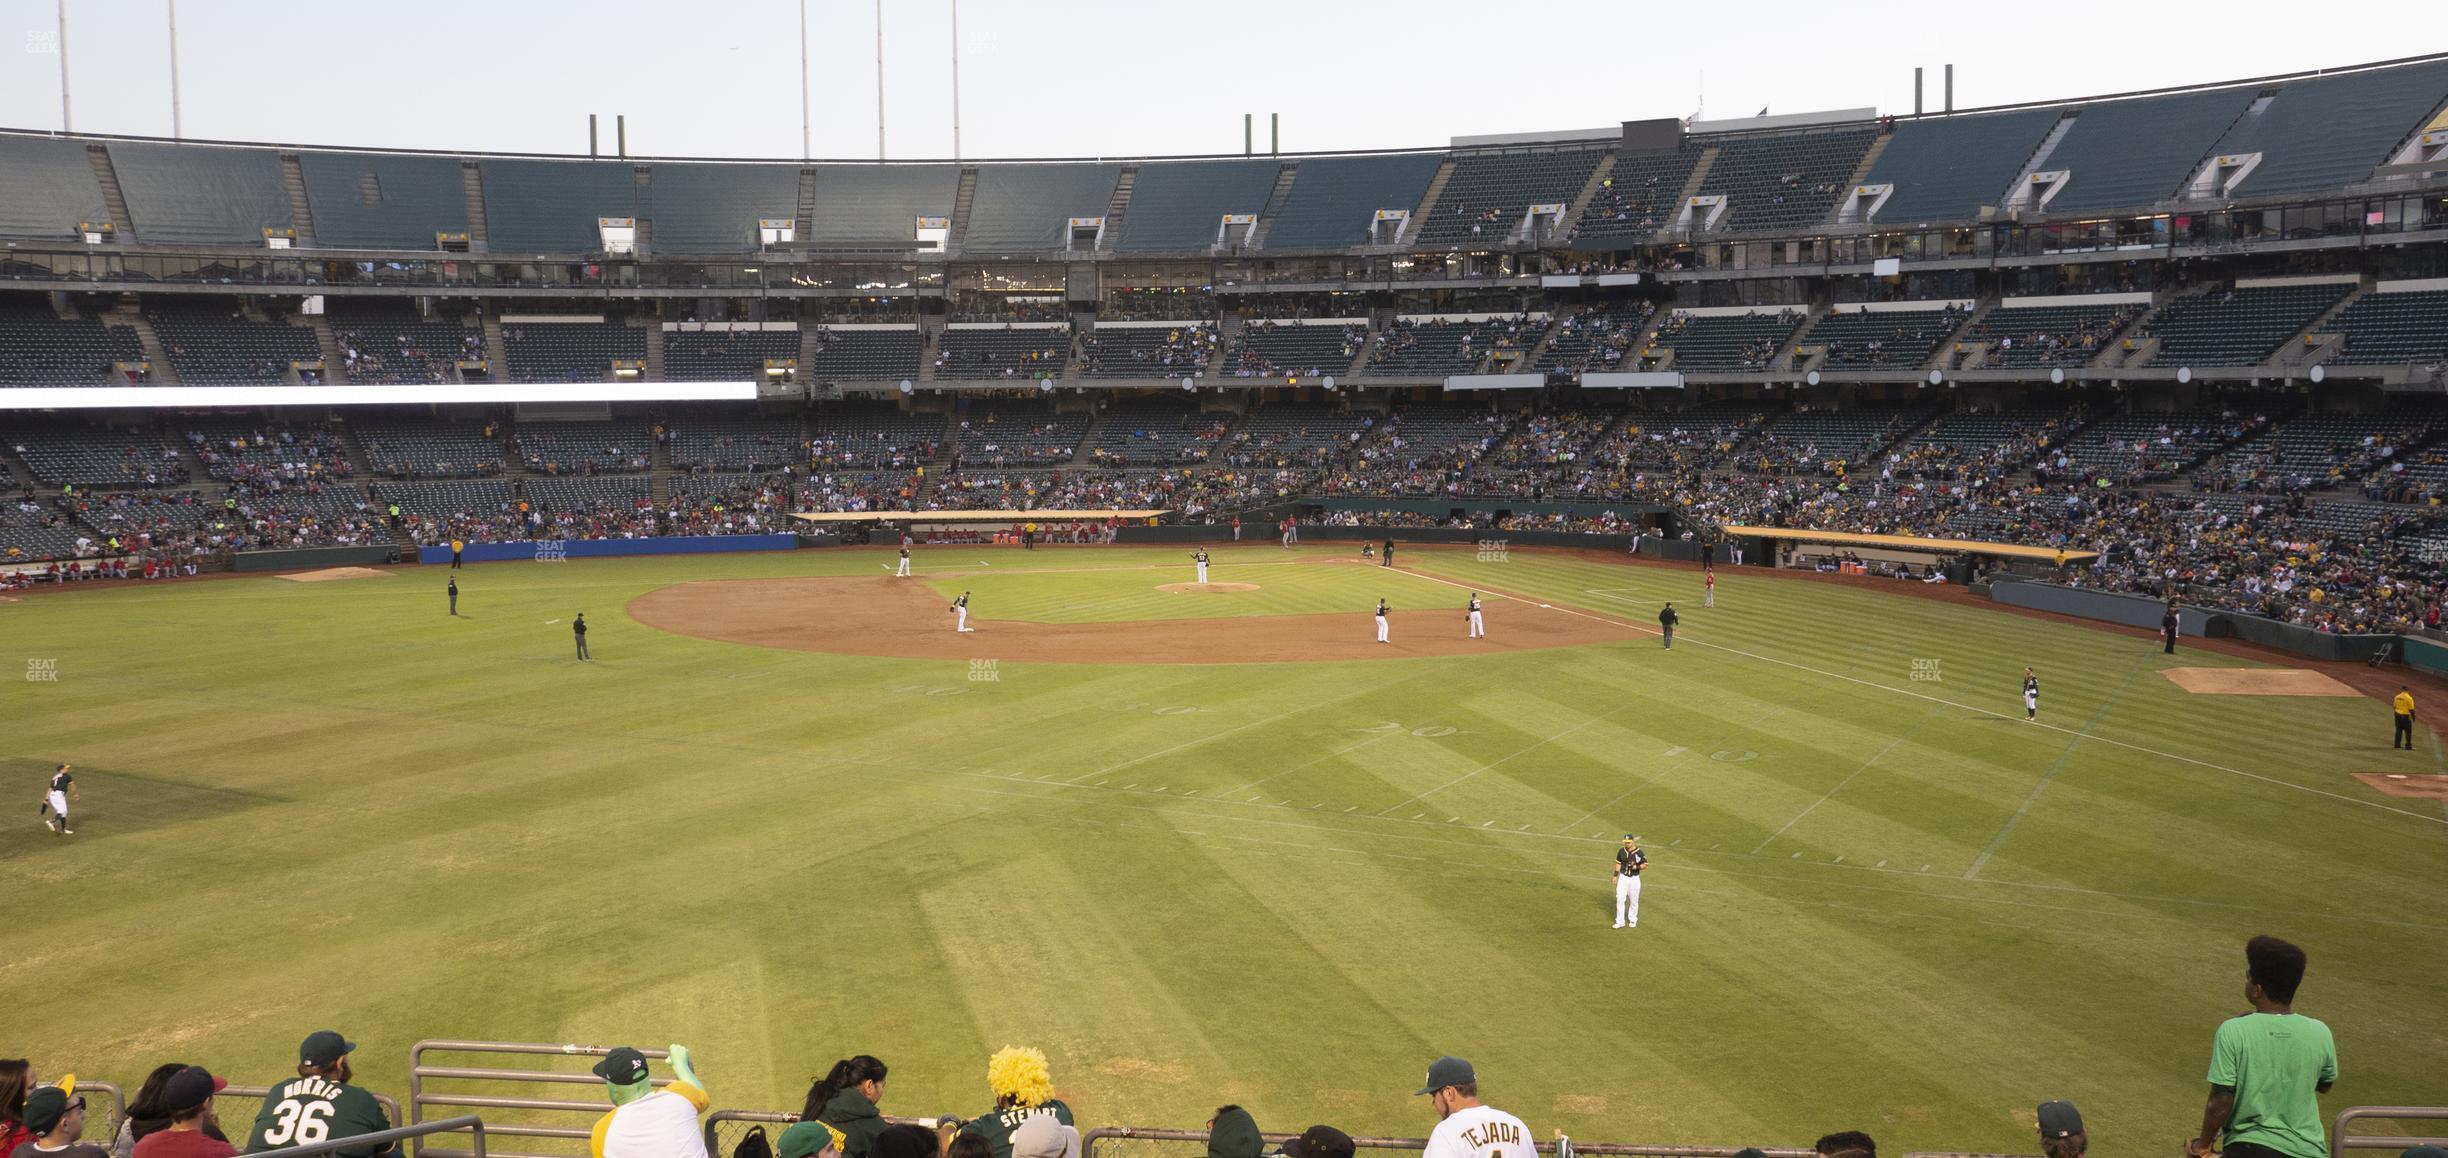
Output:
[
  {"xmin": 2161, "ymin": 604, "xmax": 2179, "ymax": 655},
  {"xmin": 1658, "ymin": 602, "xmax": 1678, "ymax": 650}
]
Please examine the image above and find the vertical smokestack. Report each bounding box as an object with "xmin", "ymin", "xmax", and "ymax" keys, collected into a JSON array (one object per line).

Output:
[
  {"xmin": 590, "ymin": 114, "xmax": 599, "ymax": 158},
  {"xmin": 617, "ymin": 114, "xmax": 627, "ymax": 158},
  {"xmin": 1913, "ymin": 67, "xmax": 1923, "ymax": 117},
  {"xmin": 1945, "ymin": 64, "xmax": 1954, "ymax": 112},
  {"xmin": 1271, "ymin": 113, "xmax": 1279, "ymax": 156}
]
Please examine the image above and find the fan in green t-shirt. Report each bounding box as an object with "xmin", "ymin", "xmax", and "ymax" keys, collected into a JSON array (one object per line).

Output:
[
  {"xmin": 2187, "ymin": 937, "xmax": 2339, "ymax": 1158},
  {"xmin": 246, "ymin": 1032, "xmax": 396, "ymax": 1158},
  {"xmin": 955, "ymin": 1049, "xmax": 1072, "ymax": 1158}
]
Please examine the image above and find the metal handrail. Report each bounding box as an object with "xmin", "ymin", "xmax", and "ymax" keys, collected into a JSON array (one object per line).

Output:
[
  {"xmin": 1079, "ymin": 1127, "xmax": 1813, "ymax": 1158},
  {"xmin": 701, "ymin": 1107, "xmax": 958, "ymax": 1156},
  {"xmin": 2332, "ymin": 1105, "xmax": 2448, "ymax": 1154},
  {"xmin": 407, "ymin": 1041, "xmax": 671, "ymax": 1158},
  {"xmin": 71, "ymin": 1081, "xmax": 125, "ymax": 1141},
  {"xmin": 250, "ymin": 1114, "xmax": 487, "ymax": 1158}
]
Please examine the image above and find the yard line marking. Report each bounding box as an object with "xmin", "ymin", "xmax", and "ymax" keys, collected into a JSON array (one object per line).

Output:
[
  {"xmin": 1751, "ymin": 706, "xmax": 1940, "ymax": 854},
  {"xmin": 1391, "ymin": 561, "xmax": 2448, "ymax": 828},
  {"xmin": 1966, "ymin": 652, "xmax": 2150, "ymax": 880}
]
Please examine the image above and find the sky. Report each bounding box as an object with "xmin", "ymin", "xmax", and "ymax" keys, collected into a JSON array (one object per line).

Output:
[{"xmin": 0, "ymin": 0, "xmax": 2439, "ymax": 161}]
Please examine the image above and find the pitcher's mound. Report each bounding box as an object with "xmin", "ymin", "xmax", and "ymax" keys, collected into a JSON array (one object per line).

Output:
[
  {"xmin": 279, "ymin": 567, "xmax": 388, "ymax": 583},
  {"xmin": 2162, "ymin": 667, "xmax": 2359, "ymax": 696},
  {"xmin": 1157, "ymin": 581, "xmax": 1259, "ymax": 594},
  {"xmin": 2352, "ymin": 773, "xmax": 2448, "ymax": 800}
]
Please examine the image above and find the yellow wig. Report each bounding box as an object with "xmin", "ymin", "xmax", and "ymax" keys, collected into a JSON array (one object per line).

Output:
[{"xmin": 986, "ymin": 1046, "xmax": 1054, "ymax": 1107}]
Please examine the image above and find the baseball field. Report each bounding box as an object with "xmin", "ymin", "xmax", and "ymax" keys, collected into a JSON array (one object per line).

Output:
[{"xmin": 3, "ymin": 542, "xmax": 2443, "ymax": 1153}]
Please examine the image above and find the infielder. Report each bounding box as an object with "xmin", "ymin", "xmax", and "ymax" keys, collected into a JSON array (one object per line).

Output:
[
  {"xmin": 1192, "ymin": 549, "xmax": 1210, "ymax": 584},
  {"xmin": 896, "ymin": 545, "xmax": 912, "ymax": 577},
  {"xmin": 1467, "ymin": 593, "xmax": 1485, "ymax": 638},
  {"xmin": 40, "ymin": 763, "xmax": 77, "ymax": 835},
  {"xmin": 1375, "ymin": 598, "xmax": 1390, "ymax": 644},
  {"xmin": 2023, "ymin": 667, "xmax": 2040, "ymax": 721},
  {"xmin": 953, "ymin": 591, "xmax": 975, "ymax": 633},
  {"xmin": 1703, "ymin": 567, "xmax": 1716, "ymax": 608},
  {"xmin": 1612, "ymin": 835, "xmax": 1646, "ymax": 927}
]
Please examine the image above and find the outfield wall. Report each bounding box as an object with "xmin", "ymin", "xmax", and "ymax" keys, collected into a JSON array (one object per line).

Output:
[
  {"xmin": 1990, "ymin": 580, "xmax": 2395, "ymax": 663},
  {"xmin": 418, "ymin": 534, "xmax": 796, "ymax": 564},
  {"xmin": 234, "ymin": 545, "xmax": 395, "ymax": 572}
]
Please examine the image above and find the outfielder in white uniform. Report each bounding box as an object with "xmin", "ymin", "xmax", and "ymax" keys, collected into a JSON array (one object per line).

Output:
[
  {"xmin": 952, "ymin": 591, "xmax": 975, "ymax": 633},
  {"xmin": 1466, "ymin": 594, "xmax": 1485, "ymax": 638},
  {"xmin": 1612, "ymin": 835, "xmax": 1646, "ymax": 927},
  {"xmin": 1416, "ymin": 1057, "xmax": 1533, "ymax": 1158},
  {"xmin": 41, "ymin": 763, "xmax": 77, "ymax": 835},
  {"xmin": 2023, "ymin": 668, "xmax": 2039, "ymax": 721},
  {"xmin": 1192, "ymin": 549, "xmax": 1210, "ymax": 584},
  {"xmin": 895, "ymin": 546, "xmax": 912, "ymax": 577},
  {"xmin": 1375, "ymin": 598, "xmax": 1390, "ymax": 644}
]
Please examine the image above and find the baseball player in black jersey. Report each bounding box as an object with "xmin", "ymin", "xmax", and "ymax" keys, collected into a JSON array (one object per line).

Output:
[
  {"xmin": 574, "ymin": 613, "xmax": 591, "ymax": 661},
  {"xmin": 1192, "ymin": 549, "xmax": 1210, "ymax": 585},
  {"xmin": 2023, "ymin": 668, "xmax": 2040, "ymax": 721},
  {"xmin": 896, "ymin": 545, "xmax": 912, "ymax": 578},
  {"xmin": 40, "ymin": 763, "xmax": 77, "ymax": 834},
  {"xmin": 953, "ymin": 591, "xmax": 975, "ymax": 633},
  {"xmin": 1466, "ymin": 594, "xmax": 1484, "ymax": 638},
  {"xmin": 447, "ymin": 578, "xmax": 459, "ymax": 616},
  {"xmin": 2161, "ymin": 605, "xmax": 2179, "ymax": 654},
  {"xmin": 1375, "ymin": 598, "xmax": 1390, "ymax": 644}
]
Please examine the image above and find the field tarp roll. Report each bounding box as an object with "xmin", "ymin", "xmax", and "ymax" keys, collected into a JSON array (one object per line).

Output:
[
  {"xmin": 234, "ymin": 546, "xmax": 394, "ymax": 572},
  {"xmin": 419, "ymin": 534, "xmax": 796, "ymax": 564}
]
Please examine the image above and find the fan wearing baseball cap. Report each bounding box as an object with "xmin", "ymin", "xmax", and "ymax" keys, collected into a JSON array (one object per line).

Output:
[
  {"xmin": 130, "ymin": 1069, "xmax": 233, "ymax": 1158},
  {"xmin": 10, "ymin": 1078, "xmax": 104, "ymax": 1158},
  {"xmin": 246, "ymin": 1032, "xmax": 396, "ymax": 1158},
  {"xmin": 2034, "ymin": 1100, "xmax": 2084, "ymax": 1158},
  {"xmin": 588, "ymin": 1046, "xmax": 709, "ymax": 1158},
  {"xmin": 956, "ymin": 1048, "xmax": 1074, "ymax": 1158},
  {"xmin": 1414, "ymin": 1059, "xmax": 1533, "ymax": 1158},
  {"xmin": 776, "ymin": 1124, "xmax": 846, "ymax": 1158},
  {"xmin": 1279, "ymin": 1126, "xmax": 1354, "ymax": 1158}
]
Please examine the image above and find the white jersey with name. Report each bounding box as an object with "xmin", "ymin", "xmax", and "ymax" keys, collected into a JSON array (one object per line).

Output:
[{"xmin": 1423, "ymin": 1105, "xmax": 1535, "ymax": 1158}]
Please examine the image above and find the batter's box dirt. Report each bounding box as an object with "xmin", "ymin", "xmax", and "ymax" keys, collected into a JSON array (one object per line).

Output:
[
  {"xmin": 277, "ymin": 567, "xmax": 389, "ymax": 583},
  {"xmin": 1156, "ymin": 581, "xmax": 1259, "ymax": 594},
  {"xmin": 2351, "ymin": 772, "xmax": 2448, "ymax": 800},
  {"xmin": 2161, "ymin": 667, "xmax": 2360, "ymax": 696}
]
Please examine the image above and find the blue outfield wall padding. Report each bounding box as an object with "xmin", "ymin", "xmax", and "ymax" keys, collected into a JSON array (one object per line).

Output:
[{"xmin": 418, "ymin": 534, "xmax": 796, "ymax": 564}]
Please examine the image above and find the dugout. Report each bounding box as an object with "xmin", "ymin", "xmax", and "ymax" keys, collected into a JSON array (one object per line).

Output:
[{"xmin": 1719, "ymin": 525, "xmax": 2095, "ymax": 584}]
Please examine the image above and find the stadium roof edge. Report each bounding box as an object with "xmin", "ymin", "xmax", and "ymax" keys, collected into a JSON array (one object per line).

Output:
[{"xmin": 2, "ymin": 49, "xmax": 2444, "ymax": 167}]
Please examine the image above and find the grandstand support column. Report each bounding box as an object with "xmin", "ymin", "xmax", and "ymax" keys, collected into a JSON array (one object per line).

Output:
[{"xmin": 1554, "ymin": 153, "xmax": 1617, "ymax": 240}]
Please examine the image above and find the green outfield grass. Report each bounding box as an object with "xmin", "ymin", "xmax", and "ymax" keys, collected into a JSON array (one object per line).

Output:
[{"xmin": 2, "ymin": 543, "xmax": 2442, "ymax": 1154}]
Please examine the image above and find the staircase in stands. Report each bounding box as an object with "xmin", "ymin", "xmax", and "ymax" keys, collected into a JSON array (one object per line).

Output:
[
  {"xmin": 279, "ymin": 153, "xmax": 319, "ymax": 246},
  {"xmin": 460, "ymin": 162, "xmax": 490, "ymax": 251},
  {"xmin": 1401, "ymin": 158, "xmax": 1458, "ymax": 246},
  {"xmin": 640, "ymin": 319, "xmax": 666, "ymax": 381},
  {"xmin": 118, "ymin": 302, "xmax": 178, "ymax": 384},
  {"xmin": 947, "ymin": 168, "xmax": 980, "ymax": 251},
  {"xmin": 1553, "ymin": 154, "xmax": 1617, "ymax": 241},
  {"xmin": 305, "ymin": 312, "xmax": 349, "ymax": 384},
  {"xmin": 793, "ymin": 168, "xmax": 820, "ymax": 242},
  {"xmin": 87, "ymin": 146, "xmax": 135, "ymax": 238},
  {"xmin": 1098, "ymin": 168, "xmax": 1138, "ymax": 251},
  {"xmin": 480, "ymin": 310, "xmax": 510, "ymax": 379},
  {"xmin": 1246, "ymin": 162, "xmax": 1301, "ymax": 249},
  {"xmin": 2276, "ymin": 282, "xmax": 2367, "ymax": 371}
]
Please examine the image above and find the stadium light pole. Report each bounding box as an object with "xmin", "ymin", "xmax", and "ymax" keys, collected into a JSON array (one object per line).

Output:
[
  {"xmin": 166, "ymin": 0, "xmax": 182, "ymax": 139},
  {"xmin": 55, "ymin": 0, "xmax": 71, "ymax": 131},
  {"xmin": 949, "ymin": 0, "xmax": 961, "ymax": 160},
  {"xmin": 798, "ymin": 0, "xmax": 809, "ymax": 160},
  {"xmin": 874, "ymin": 0, "xmax": 887, "ymax": 160}
]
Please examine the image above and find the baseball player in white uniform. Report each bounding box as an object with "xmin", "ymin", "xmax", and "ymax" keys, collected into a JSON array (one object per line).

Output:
[
  {"xmin": 952, "ymin": 591, "xmax": 975, "ymax": 633},
  {"xmin": 1415, "ymin": 1057, "xmax": 1533, "ymax": 1158},
  {"xmin": 41, "ymin": 763, "xmax": 77, "ymax": 835},
  {"xmin": 1375, "ymin": 598, "xmax": 1390, "ymax": 644},
  {"xmin": 895, "ymin": 545, "xmax": 912, "ymax": 577},
  {"xmin": 1612, "ymin": 835, "xmax": 1646, "ymax": 927},
  {"xmin": 2023, "ymin": 668, "xmax": 2039, "ymax": 721},
  {"xmin": 1193, "ymin": 549, "xmax": 1210, "ymax": 584},
  {"xmin": 1466, "ymin": 594, "xmax": 1485, "ymax": 638}
]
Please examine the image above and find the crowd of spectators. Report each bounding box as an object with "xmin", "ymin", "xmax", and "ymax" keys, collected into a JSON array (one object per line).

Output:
[{"xmin": 336, "ymin": 321, "xmax": 480, "ymax": 384}]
